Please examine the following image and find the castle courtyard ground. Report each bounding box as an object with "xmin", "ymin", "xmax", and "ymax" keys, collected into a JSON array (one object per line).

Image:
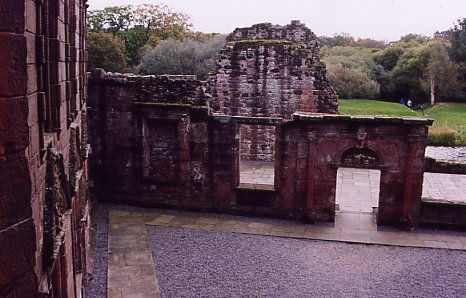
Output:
[{"xmin": 85, "ymin": 169, "xmax": 466, "ymax": 298}]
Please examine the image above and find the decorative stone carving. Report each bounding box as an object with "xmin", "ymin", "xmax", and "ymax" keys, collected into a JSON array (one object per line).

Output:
[
  {"xmin": 43, "ymin": 148, "xmax": 71, "ymax": 268},
  {"xmin": 356, "ymin": 126, "xmax": 367, "ymax": 148}
]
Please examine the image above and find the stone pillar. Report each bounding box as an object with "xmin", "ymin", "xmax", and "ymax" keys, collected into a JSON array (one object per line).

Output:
[
  {"xmin": 306, "ymin": 132, "xmax": 316, "ymax": 211},
  {"xmin": 401, "ymin": 131, "xmax": 426, "ymax": 228},
  {"xmin": 280, "ymin": 134, "xmax": 297, "ymax": 210},
  {"xmin": 178, "ymin": 115, "xmax": 190, "ymax": 185}
]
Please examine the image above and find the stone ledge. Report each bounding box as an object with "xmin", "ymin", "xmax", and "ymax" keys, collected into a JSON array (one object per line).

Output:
[{"xmin": 293, "ymin": 112, "xmax": 434, "ymax": 125}]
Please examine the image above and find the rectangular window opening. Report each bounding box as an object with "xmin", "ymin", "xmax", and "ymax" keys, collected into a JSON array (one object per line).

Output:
[{"xmin": 239, "ymin": 124, "xmax": 276, "ymax": 190}]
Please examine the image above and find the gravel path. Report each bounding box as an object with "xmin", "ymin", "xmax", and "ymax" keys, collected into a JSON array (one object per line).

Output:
[
  {"xmin": 426, "ymin": 146, "xmax": 466, "ymax": 164},
  {"xmin": 148, "ymin": 226, "xmax": 466, "ymax": 298},
  {"xmin": 84, "ymin": 204, "xmax": 109, "ymax": 298}
]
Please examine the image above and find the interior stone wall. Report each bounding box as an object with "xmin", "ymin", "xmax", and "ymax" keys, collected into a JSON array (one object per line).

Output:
[
  {"xmin": 0, "ymin": 0, "xmax": 90, "ymax": 296},
  {"xmin": 88, "ymin": 71, "xmax": 433, "ymax": 228},
  {"xmin": 240, "ymin": 124, "xmax": 276, "ymax": 161}
]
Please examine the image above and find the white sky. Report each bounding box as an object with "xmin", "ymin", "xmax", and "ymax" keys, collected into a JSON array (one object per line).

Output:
[{"xmin": 87, "ymin": 0, "xmax": 465, "ymax": 41}]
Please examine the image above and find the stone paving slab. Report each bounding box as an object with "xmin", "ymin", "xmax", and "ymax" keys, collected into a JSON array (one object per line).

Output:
[
  {"xmin": 107, "ymin": 211, "xmax": 161, "ymax": 298},
  {"xmin": 107, "ymin": 209, "xmax": 465, "ymax": 296},
  {"xmin": 241, "ymin": 163, "xmax": 466, "ymax": 206},
  {"xmin": 422, "ymin": 172, "xmax": 466, "ymax": 205}
]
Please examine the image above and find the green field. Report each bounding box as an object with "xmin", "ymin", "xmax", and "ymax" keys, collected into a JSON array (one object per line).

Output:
[
  {"xmin": 339, "ymin": 100, "xmax": 466, "ymax": 146},
  {"xmin": 421, "ymin": 103, "xmax": 466, "ymax": 127},
  {"xmin": 339, "ymin": 99, "xmax": 419, "ymax": 117}
]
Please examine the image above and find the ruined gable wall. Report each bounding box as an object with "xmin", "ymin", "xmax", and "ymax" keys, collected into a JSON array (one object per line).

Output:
[
  {"xmin": 0, "ymin": 0, "xmax": 90, "ymax": 296},
  {"xmin": 212, "ymin": 21, "xmax": 338, "ymax": 161},
  {"xmin": 213, "ymin": 21, "xmax": 338, "ymax": 118}
]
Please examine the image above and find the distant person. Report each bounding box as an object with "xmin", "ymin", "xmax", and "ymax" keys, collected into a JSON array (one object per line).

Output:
[
  {"xmin": 400, "ymin": 98, "xmax": 406, "ymax": 105},
  {"xmin": 407, "ymin": 99, "xmax": 412, "ymax": 107}
]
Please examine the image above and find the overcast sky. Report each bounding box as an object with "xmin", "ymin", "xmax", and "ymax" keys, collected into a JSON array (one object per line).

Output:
[{"xmin": 88, "ymin": 0, "xmax": 465, "ymax": 41}]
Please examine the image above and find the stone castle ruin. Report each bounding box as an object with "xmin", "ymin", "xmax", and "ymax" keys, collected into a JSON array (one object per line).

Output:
[
  {"xmin": 88, "ymin": 21, "xmax": 436, "ymax": 227},
  {"xmin": 1, "ymin": 10, "xmax": 464, "ymax": 295}
]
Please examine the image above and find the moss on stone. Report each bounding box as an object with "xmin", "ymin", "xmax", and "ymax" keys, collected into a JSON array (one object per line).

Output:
[{"xmin": 227, "ymin": 40, "xmax": 304, "ymax": 47}]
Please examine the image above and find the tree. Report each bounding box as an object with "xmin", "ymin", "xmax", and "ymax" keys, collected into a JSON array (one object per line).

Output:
[
  {"xmin": 356, "ymin": 38, "xmax": 388, "ymax": 49},
  {"xmin": 87, "ymin": 32, "xmax": 128, "ymax": 72},
  {"xmin": 422, "ymin": 40, "xmax": 459, "ymax": 105},
  {"xmin": 436, "ymin": 18, "xmax": 466, "ymax": 102},
  {"xmin": 321, "ymin": 46, "xmax": 390, "ymax": 99},
  {"xmin": 435, "ymin": 18, "xmax": 466, "ymax": 64},
  {"xmin": 318, "ymin": 33, "xmax": 356, "ymax": 48},
  {"xmin": 87, "ymin": 4, "xmax": 193, "ymax": 68},
  {"xmin": 325, "ymin": 63, "xmax": 380, "ymax": 99},
  {"xmin": 391, "ymin": 44, "xmax": 430, "ymax": 102},
  {"xmin": 399, "ymin": 34, "xmax": 431, "ymax": 44},
  {"xmin": 373, "ymin": 45, "xmax": 405, "ymax": 71},
  {"xmin": 137, "ymin": 35, "xmax": 226, "ymax": 79}
]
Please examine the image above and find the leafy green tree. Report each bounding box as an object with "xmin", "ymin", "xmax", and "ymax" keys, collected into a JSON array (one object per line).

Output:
[
  {"xmin": 422, "ymin": 40, "xmax": 460, "ymax": 104},
  {"xmin": 436, "ymin": 18, "xmax": 466, "ymax": 101},
  {"xmin": 87, "ymin": 4, "xmax": 193, "ymax": 68},
  {"xmin": 356, "ymin": 38, "xmax": 387, "ymax": 49},
  {"xmin": 321, "ymin": 46, "xmax": 391, "ymax": 99},
  {"xmin": 325, "ymin": 63, "xmax": 380, "ymax": 99},
  {"xmin": 137, "ymin": 35, "xmax": 226, "ymax": 79},
  {"xmin": 399, "ymin": 34, "xmax": 431, "ymax": 44},
  {"xmin": 318, "ymin": 33, "xmax": 356, "ymax": 48},
  {"xmin": 391, "ymin": 44, "xmax": 430, "ymax": 102},
  {"xmin": 446, "ymin": 19, "xmax": 466, "ymax": 64},
  {"xmin": 373, "ymin": 45, "xmax": 405, "ymax": 71},
  {"xmin": 87, "ymin": 32, "xmax": 127, "ymax": 72}
]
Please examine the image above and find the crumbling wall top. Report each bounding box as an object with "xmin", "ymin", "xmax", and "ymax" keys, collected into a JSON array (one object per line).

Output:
[
  {"xmin": 89, "ymin": 69, "xmax": 210, "ymax": 106},
  {"xmin": 227, "ymin": 20, "xmax": 318, "ymax": 49}
]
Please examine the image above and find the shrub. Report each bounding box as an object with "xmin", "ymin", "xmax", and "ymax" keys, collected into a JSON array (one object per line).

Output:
[
  {"xmin": 137, "ymin": 35, "xmax": 226, "ymax": 79},
  {"xmin": 428, "ymin": 125, "xmax": 465, "ymax": 146}
]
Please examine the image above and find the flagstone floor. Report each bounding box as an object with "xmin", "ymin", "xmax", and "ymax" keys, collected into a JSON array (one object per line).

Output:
[{"xmin": 104, "ymin": 166, "xmax": 466, "ymax": 297}]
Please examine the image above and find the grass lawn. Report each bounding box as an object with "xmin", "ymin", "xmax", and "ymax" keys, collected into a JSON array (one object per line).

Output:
[
  {"xmin": 338, "ymin": 99, "xmax": 466, "ymax": 146},
  {"xmin": 339, "ymin": 99, "xmax": 419, "ymax": 117},
  {"xmin": 421, "ymin": 103, "xmax": 466, "ymax": 128}
]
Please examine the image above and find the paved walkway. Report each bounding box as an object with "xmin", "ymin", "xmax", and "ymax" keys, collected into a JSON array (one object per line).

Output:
[
  {"xmin": 240, "ymin": 160, "xmax": 275, "ymax": 188},
  {"xmin": 107, "ymin": 209, "xmax": 466, "ymax": 297},
  {"xmin": 106, "ymin": 167, "xmax": 466, "ymax": 297},
  {"xmin": 336, "ymin": 168, "xmax": 380, "ymax": 213},
  {"xmin": 423, "ymin": 172, "xmax": 466, "ymax": 205},
  {"xmin": 241, "ymin": 162, "xmax": 466, "ymax": 206}
]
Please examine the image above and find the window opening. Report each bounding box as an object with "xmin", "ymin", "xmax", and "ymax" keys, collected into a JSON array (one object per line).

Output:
[{"xmin": 239, "ymin": 124, "xmax": 276, "ymax": 189}]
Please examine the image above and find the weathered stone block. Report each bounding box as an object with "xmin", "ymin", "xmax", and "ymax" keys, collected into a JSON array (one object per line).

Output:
[
  {"xmin": 0, "ymin": 153, "xmax": 31, "ymax": 229},
  {"xmin": 0, "ymin": 219, "xmax": 36, "ymax": 285},
  {"xmin": 0, "ymin": 0, "xmax": 25, "ymax": 33},
  {"xmin": 0, "ymin": 33, "xmax": 27, "ymax": 97},
  {"xmin": 0, "ymin": 97, "xmax": 29, "ymax": 154}
]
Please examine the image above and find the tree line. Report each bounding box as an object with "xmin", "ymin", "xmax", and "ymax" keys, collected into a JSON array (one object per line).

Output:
[
  {"xmin": 319, "ymin": 20, "xmax": 466, "ymax": 105},
  {"xmin": 87, "ymin": 5, "xmax": 465, "ymax": 104},
  {"xmin": 87, "ymin": 4, "xmax": 226, "ymax": 79}
]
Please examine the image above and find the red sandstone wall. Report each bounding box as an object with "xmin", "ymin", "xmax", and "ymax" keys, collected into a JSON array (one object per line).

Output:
[
  {"xmin": 89, "ymin": 73, "xmax": 432, "ymax": 228},
  {"xmin": 240, "ymin": 124, "xmax": 276, "ymax": 161},
  {"xmin": 0, "ymin": 0, "xmax": 90, "ymax": 296},
  {"xmin": 212, "ymin": 21, "xmax": 339, "ymax": 118}
]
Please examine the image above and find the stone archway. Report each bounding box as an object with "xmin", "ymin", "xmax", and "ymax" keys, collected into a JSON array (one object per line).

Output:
[{"xmin": 339, "ymin": 147, "xmax": 380, "ymax": 169}]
